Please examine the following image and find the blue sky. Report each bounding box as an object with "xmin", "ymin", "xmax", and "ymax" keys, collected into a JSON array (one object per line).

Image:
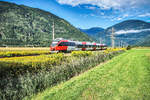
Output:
[{"xmin": 1, "ymin": 0, "xmax": 150, "ymax": 29}]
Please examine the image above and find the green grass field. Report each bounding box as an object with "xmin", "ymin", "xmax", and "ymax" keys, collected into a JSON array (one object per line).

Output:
[{"xmin": 31, "ymin": 48, "xmax": 150, "ymax": 100}]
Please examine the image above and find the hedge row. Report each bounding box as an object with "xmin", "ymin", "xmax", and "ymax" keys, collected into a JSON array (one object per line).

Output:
[
  {"xmin": 71, "ymin": 51, "xmax": 93, "ymax": 57},
  {"xmin": 0, "ymin": 53, "xmax": 64, "ymax": 78},
  {"xmin": 104, "ymin": 48, "xmax": 126, "ymax": 53}
]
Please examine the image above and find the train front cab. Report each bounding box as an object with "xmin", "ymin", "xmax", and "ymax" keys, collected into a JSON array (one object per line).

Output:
[
  {"xmin": 50, "ymin": 41, "xmax": 59, "ymax": 53},
  {"xmin": 51, "ymin": 40, "xmax": 77, "ymax": 53},
  {"xmin": 55, "ymin": 40, "xmax": 68, "ymax": 52}
]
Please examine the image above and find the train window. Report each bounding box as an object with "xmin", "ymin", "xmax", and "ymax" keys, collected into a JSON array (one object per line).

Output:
[
  {"xmin": 87, "ymin": 45, "xmax": 90, "ymax": 48},
  {"xmin": 58, "ymin": 42, "xmax": 76, "ymax": 46},
  {"xmin": 69, "ymin": 42, "xmax": 76, "ymax": 46},
  {"xmin": 83, "ymin": 45, "xmax": 86, "ymax": 48},
  {"xmin": 66, "ymin": 42, "xmax": 69, "ymax": 46},
  {"xmin": 72, "ymin": 43, "xmax": 76, "ymax": 46},
  {"xmin": 51, "ymin": 42, "xmax": 57, "ymax": 47},
  {"xmin": 58, "ymin": 42, "xmax": 65, "ymax": 46},
  {"xmin": 93, "ymin": 45, "xmax": 97, "ymax": 47},
  {"xmin": 77, "ymin": 44, "xmax": 83, "ymax": 48},
  {"xmin": 77, "ymin": 44, "xmax": 86, "ymax": 48}
]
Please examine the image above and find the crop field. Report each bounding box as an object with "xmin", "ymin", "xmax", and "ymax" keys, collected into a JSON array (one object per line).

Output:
[
  {"xmin": 32, "ymin": 48, "xmax": 150, "ymax": 100},
  {"xmin": 0, "ymin": 47, "xmax": 50, "ymax": 51},
  {"xmin": 0, "ymin": 47, "xmax": 50, "ymax": 58},
  {"xmin": 0, "ymin": 47, "xmax": 126, "ymax": 100}
]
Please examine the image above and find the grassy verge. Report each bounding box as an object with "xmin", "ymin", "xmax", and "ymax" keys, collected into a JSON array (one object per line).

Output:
[{"xmin": 32, "ymin": 49, "xmax": 150, "ymax": 100}]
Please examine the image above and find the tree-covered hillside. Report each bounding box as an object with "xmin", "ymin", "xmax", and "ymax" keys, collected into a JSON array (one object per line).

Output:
[
  {"xmin": 0, "ymin": 1, "xmax": 92, "ymax": 47},
  {"xmin": 137, "ymin": 35, "xmax": 150, "ymax": 46}
]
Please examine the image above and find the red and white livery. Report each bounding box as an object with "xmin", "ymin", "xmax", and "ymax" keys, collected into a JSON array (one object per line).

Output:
[{"xmin": 50, "ymin": 38, "xmax": 107, "ymax": 53}]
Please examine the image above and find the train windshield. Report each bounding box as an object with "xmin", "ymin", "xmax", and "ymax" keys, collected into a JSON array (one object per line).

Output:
[{"xmin": 51, "ymin": 42, "xmax": 57, "ymax": 47}]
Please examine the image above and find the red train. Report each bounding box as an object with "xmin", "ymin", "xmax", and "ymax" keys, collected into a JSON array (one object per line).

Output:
[{"xmin": 50, "ymin": 38, "xmax": 107, "ymax": 53}]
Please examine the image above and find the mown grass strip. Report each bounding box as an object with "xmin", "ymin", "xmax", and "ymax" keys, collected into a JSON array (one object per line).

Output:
[{"xmin": 32, "ymin": 49, "xmax": 150, "ymax": 100}]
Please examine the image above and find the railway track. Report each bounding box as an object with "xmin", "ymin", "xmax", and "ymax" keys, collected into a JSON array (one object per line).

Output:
[{"xmin": 0, "ymin": 50, "xmax": 104, "ymax": 59}]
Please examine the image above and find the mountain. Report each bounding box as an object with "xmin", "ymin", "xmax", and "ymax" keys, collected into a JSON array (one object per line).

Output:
[
  {"xmin": 79, "ymin": 27, "xmax": 104, "ymax": 35},
  {"xmin": 0, "ymin": 1, "xmax": 92, "ymax": 47},
  {"xmin": 137, "ymin": 35, "xmax": 150, "ymax": 46},
  {"xmin": 98, "ymin": 20, "xmax": 150, "ymax": 46},
  {"xmin": 79, "ymin": 27, "xmax": 104, "ymax": 41}
]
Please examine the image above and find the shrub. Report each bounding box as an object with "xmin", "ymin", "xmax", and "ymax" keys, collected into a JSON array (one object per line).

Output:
[
  {"xmin": 0, "ymin": 53, "xmax": 64, "ymax": 78},
  {"xmin": 126, "ymin": 45, "xmax": 132, "ymax": 50},
  {"xmin": 104, "ymin": 48, "xmax": 126, "ymax": 53},
  {"xmin": 71, "ymin": 51, "xmax": 93, "ymax": 57}
]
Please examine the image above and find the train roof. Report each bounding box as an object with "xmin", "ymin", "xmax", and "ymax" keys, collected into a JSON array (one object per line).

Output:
[{"xmin": 53, "ymin": 38, "xmax": 106, "ymax": 46}]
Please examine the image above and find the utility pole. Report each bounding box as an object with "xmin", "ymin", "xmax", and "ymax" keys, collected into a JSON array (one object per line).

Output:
[
  {"xmin": 99, "ymin": 37, "xmax": 102, "ymax": 44},
  {"xmin": 0, "ymin": 32, "xmax": 6, "ymax": 39},
  {"xmin": 110, "ymin": 27, "xmax": 115, "ymax": 48},
  {"xmin": 119, "ymin": 40, "xmax": 121, "ymax": 47},
  {"xmin": 52, "ymin": 19, "xmax": 55, "ymax": 40},
  {"xmin": 120, "ymin": 40, "xmax": 123, "ymax": 48}
]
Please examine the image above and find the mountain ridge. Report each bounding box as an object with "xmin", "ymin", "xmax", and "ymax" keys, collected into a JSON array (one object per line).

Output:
[{"xmin": 79, "ymin": 27, "xmax": 104, "ymax": 41}]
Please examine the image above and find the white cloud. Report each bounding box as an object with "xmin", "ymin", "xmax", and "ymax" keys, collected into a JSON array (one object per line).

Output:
[
  {"xmin": 90, "ymin": 14, "xmax": 95, "ymax": 16},
  {"xmin": 117, "ymin": 17, "xmax": 122, "ymax": 21},
  {"xmin": 138, "ymin": 13, "xmax": 150, "ymax": 17},
  {"xmin": 115, "ymin": 29, "xmax": 150, "ymax": 35},
  {"xmin": 123, "ymin": 14, "xmax": 129, "ymax": 18},
  {"xmin": 56, "ymin": 0, "xmax": 149, "ymax": 10},
  {"xmin": 85, "ymin": 6, "xmax": 96, "ymax": 10},
  {"xmin": 111, "ymin": 13, "xmax": 129, "ymax": 21},
  {"xmin": 100, "ymin": 12, "xmax": 104, "ymax": 15},
  {"xmin": 56, "ymin": 0, "xmax": 122, "ymax": 10}
]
